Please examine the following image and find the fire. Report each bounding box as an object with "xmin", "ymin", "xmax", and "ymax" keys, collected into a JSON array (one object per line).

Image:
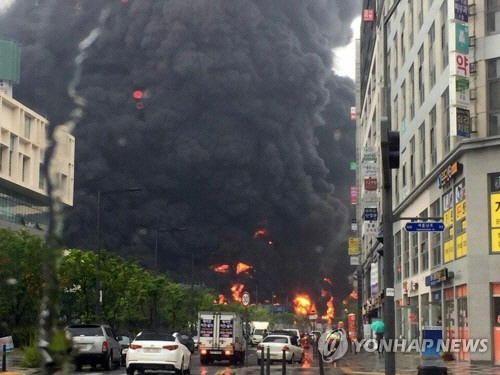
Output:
[
  {"xmin": 321, "ymin": 290, "xmax": 328, "ymax": 297},
  {"xmin": 323, "ymin": 277, "xmax": 332, "ymax": 285},
  {"xmin": 231, "ymin": 283, "xmax": 244, "ymax": 301},
  {"xmin": 211, "ymin": 264, "xmax": 229, "ymax": 273},
  {"xmin": 349, "ymin": 290, "xmax": 358, "ymax": 299},
  {"xmin": 236, "ymin": 262, "xmax": 253, "ymax": 274},
  {"xmin": 321, "ymin": 297, "xmax": 335, "ymax": 323},
  {"xmin": 218, "ymin": 294, "xmax": 225, "ymax": 304},
  {"xmin": 253, "ymin": 228, "xmax": 269, "ymax": 238},
  {"xmin": 293, "ymin": 294, "xmax": 313, "ymax": 315}
]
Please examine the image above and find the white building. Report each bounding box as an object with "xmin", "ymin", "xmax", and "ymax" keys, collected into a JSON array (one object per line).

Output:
[
  {"xmin": 357, "ymin": 0, "xmax": 500, "ymax": 363},
  {"xmin": 0, "ymin": 40, "xmax": 74, "ymax": 234}
]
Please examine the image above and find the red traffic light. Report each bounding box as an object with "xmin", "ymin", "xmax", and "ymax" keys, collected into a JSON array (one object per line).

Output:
[{"xmin": 132, "ymin": 90, "xmax": 144, "ymax": 100}]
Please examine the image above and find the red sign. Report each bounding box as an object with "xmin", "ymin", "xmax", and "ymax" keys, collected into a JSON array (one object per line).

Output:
[
  {"xmin": 350, "ymin": 186, "xmax": 358, "ymax": 205},
  {"xmin": 363, "ymin": 9, "xmax": 375, "ymax": 21},
  {"xmin": 409, "ymin": 314, "xmax": 416, "ymax": 321},
  {"xmin": 364, "ymin": 178, "xmax": 377, "ymax": 191},
  {"xmin": 456, "ymin": 54, "xmax": 469, "ymax": 77},
  {"xmin": 347, "ymin": 313, "xmax": 357, "ymax": 341},
  {"xmin": 350, "ymin": 107, "xmax": 356, "ymax": 120}
]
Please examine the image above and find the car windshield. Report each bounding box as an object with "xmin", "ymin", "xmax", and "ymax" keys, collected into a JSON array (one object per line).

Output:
[
  {"xmin": 135, "ymin": 333, "xmax": 175, "ymax": 342},
  {"xmin": 119, "ymin": 336, "xmax": 130, "ymax": 345},
  {"xmin": 67, "ymin": 326, "xmax": 103, "ymax": 336},
  {"xmin": 263, "ymin": 336, "xmax": 288, "ymax": 344}
]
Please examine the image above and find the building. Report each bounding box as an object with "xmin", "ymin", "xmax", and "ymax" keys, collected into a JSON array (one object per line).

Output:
[
  {"xmin": 0, "ymin": 39, "xmax": 74, "ymax": 234},
  {"xmin": 356, "ymin": 0, "xmax": 500, "ymax": 363}
]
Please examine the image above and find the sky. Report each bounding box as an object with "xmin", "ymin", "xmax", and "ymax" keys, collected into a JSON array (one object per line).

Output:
[{"xmin": 332, "ymin": 16, "xmax": 361, "ymax": 80}]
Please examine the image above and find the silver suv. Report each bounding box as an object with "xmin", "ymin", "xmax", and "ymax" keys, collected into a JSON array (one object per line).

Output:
[{"xmin": 66, "ymin": 324, "xmax": 122, "ymax": 371}]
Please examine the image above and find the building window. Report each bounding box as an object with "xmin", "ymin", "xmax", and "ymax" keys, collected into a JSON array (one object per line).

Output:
[
  {"xmin": 419, "ymin": 122, "xmax": 426, "ymax": 179},
  {"xmin": 488, "ymin": 58, "xmax": 500, "ymax": 136},
  {"xmin": 39, "ymin": 163, "xmax": 45, "ymax": 190},
  {"xmin": 24, "ymin": 116, "xmax": 32, "ymax": 139},
  {"xmin": 418, "ymin": 4, "xmax": 423, "ymax": 29},
  {"xmin": 409, "ymin": 64, "xmax": 415, "ymax": 119},
  {"xmin": 430, "ymin": 199, "xmax": 441, "ymax": 267},
  {"xmin": 410, "ymin": 136, "xmax": 415, "ymax": 188},
  {"xmin": 419, "ymin": 47, "xmax": 425, "ymax": 105},
  {"xmin": 442, "ymin": 89, "xmax": 450, "ymax": 153},
  {"xmin": 441, "ymin": 2, "xmax": 449, "ymax": 70},
  {"xmin": 22, "ymin": 156, "xmax": 30, "ymax": 183},
  {"xmin": 395, "ymin": 231, "xmax": 402, "ymax": 282},
  {"xmin": 430, "ymin": 106, "xmax": 437, "ymax": 166},
  {"xmin": 402, "ymin": 162, "xmax": 407, "ymax": 187},
  {"xmin": 411, "ymin": 232, "xmax": 419, "ymax": 275},
  {"xmin": 404, "ymin": 231, "xmax": 410, "ymax": 278},
  {"xmin": 487, "ymin": 0, "xmax": 500, "ymax": 35},
  {"xmin": 9, "ymin": 135, "xmax": 15, "ymax": 177},
  {"xmin": 429, "ymin": 22, "xmax": 436, "ymax": 87}
]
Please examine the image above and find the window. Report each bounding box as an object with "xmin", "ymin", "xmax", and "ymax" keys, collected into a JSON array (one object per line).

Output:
[
  {"xmin": 402, "ymin": 81, "xmax": 406, "ymax": 122},
  {"xmin": 419, "ymin": 123, "xmax": 426, "ymax": 179},
  {"xmin": 487, "ymin": 0, "xmax": 500, "ymax": 35},
  {"xmin": 403, "ymin": 231, "xmax": 410, "ymax": 278},
  {"xmin": 24, "ymin": 116, "xmax": 32, "ymax": 139},
  {"xmin": 395, "ymin": 231, "xmax": 402, "ymax": 282},
  {"xmin": 430, "ymin": 106, "xmax": 437, "ymax": 166},
  {"xmin": 441, "ymin": 2, "xmax": 448, "ymax": 70},
  {"xmin": 429, "ymin": 22, "xmax": 436, "ymax": 87},
  {"xmin": 22, "ymin": 156, "xmax": 30, "ymax": 183},
  {"xmin": 39, "ymin": 163, "xmax": 45, "ymax": 190},
  {"xmin": 410, "ymin": 136, "xmax": 415, "ymax": 188},
  {"xmin": 9, "ymin": 135, "xmax": 15, "ymax": 177},
  {"xmin": 409, "ymin": 64, "xmax": 415, "ymax": 119},
  {"xmin": 402, "ymin": 163, "xmax": 407, "ymax": 187},
  {"xmin": 430, "ymin": 199, "xmax": 442, "ymax": 267},
  {"xmin": 488, "ymin": 58, "xmax": 500, "ymax": 136},
  {"xmin": 418, "ymin": 3, "xmax": 424, "ymax": 29},
  {"xmin": 419, "ymin": 47, "xmax": 425, "ymax": 104},
  {"xmin": 442, "ymin": 89, "xmax": 450, "ymax": 153},
  {"xmin": 400, "ymin": 27, "xmax": 405, "ymax": 65},
  {"xmin": 411, "ymin": 232, "xmax": 419, "ymax": 275}
]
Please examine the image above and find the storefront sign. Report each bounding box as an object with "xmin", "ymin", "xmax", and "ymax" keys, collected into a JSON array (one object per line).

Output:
[
  {"xmin": 362, "ymin": 147, "xmax": 377, "ymax": 162},
  {"xmin": 364, "ymin": 178, "xmax": 378, "ymax": 191},
  {"xmin": 348, "ymin": 237, "xmax": 359, "ymax": 255},
  {"xmin": 350, "ymin": 186, "xmax": 358, "ymax": 205},
  {"xmin": 363, "ymin": 8, "xmax": 375, "ymax": 21},
  {"xmin": 370, "ymin": 263, "xmax": 378, "ymax": 295},
  {"xmin": 351, "ymin": 219, "xmax": 358, "ymax": 231},
  {"xmin": 453, "ymin": 0, "xmax": 468, "ymax": 22},
  {"xmin": 437, "ymin": 162, "xmax": 462, "ymax": 188},
  {"xmin": 350, "ymin": 256, "xmax": 359, "ymax": 266},
  {"xmin": 362, "ymin": 163, "xmax": 378, "ymax": 178},
  {"xmin": 425, "ymin": 268, "xmax": 454, "ymax": 286},
  {"xmin": 363, "ymin": 221, "xmax": 378, "ymax": 236},
  {"xmin": 455, "ymin": 23, "xmax": 469, "ymax": 54},
  {"xmin": 350, "ymin": 107, "xmax": 356, "ymax": 120},
  {"xmin": 432, "ymin": 291, "xmax": 442, "ymax": 301},
  {"xmin": 451, "ymin": 76, "xmax": 470, "ymax": 107},
  {"xmin": 452, "ymin": 53, "xmax": 469, "ymax": 78},
  {"xmin": 363, "ymin": 207, "xmax": 378, "ymax": 221},
  {"xmin": 451, "ymin": 107, "xmax": 471, "ymax": 138}
]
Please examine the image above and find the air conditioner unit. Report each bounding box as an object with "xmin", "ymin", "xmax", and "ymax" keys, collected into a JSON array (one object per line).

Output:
[
  {"xmin": 469, "ymin": 36, "xmax": 476, "ymax": 47},
  {"xmin": 470, "ymin": 62, "xmax": 478, "ymax": 74},
  {"xmin": 470, "ymin": 88, "xmax": 477, "ymax": 100},
  {"xmin": 468, "ymin": 3, "xmax": 476, "ymax": 16}
]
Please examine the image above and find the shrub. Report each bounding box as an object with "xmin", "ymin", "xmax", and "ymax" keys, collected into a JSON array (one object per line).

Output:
[{"xmin": 20, "ymin": 338, "xmax": 41, "ymax": 368}]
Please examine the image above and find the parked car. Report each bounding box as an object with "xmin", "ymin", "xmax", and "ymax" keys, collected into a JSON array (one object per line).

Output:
[
  {"xmin": 176, "ymin": 333, "xmax": 195, "ymax": 353},
  {"xmin": 117, "ymin": 335, "xmax": 131, "ymax": 365},
  {"xmin": 126, "ymin": 332, "xmax": 191, "ymax": 375},
  {"xmin": 66, "ymin": 324, "xmax": 122, "ymax": 371},
  {"xmin": 191, "ymin": 335, "xmax": 199, "ymax": 350},
  {"xmin": 256, "ymin": 334, "xmax": 303, "ymax": 365}
]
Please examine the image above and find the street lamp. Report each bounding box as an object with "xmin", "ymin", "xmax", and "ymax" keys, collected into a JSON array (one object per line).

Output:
[
  {"xmin": 96, "ymin": 188, "xmax": 142, "ymax": 320},
  {"xmin": 154, "ymin": 227, "xmax": 187, "ymax": 272}
]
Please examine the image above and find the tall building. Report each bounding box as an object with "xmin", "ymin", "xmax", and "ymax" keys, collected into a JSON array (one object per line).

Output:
[
  {"xmin": 356, "ymin": 0, "xmax": 500, "ymax": 363},
  {"xmin": 0, "ymin": 40, "xmax": 74, "ymax": 234}
]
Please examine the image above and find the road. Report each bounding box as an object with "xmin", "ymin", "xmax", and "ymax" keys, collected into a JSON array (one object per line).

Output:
[{"xmin": 74, "ymin": 346, "xmax": 325, "ymax": 375}]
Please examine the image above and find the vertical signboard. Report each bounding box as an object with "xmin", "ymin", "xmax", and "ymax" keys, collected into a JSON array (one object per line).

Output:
[
  {"xmin": 351, "ymin": 186, "xmax": 358, "ymax": 205},
  {"xmin": 370, "ymin": 262, "xmax": 379, "ymax": 295},
  {"xmin": 489, "ymin": 173, "xmax": 500, "ymax": 253},
  {"xmin": 455, "ymin": 180, "xmax": 467, "ymax": 257},
  {"xmin": 449, "ymin": 0, "xmax": 470, "ymax": 138},
  {"xmin": 348, "ymin": 237, "xmax": 359, "ymax": 255},
  {"xmin": 443, "ymin": 190, "xmax": 455, "ymax": 262}
]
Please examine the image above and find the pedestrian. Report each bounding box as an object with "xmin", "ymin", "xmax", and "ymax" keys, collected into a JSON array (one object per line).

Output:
[{"xmin": 376, "ymin": 332, "xmax": 384, "ymax": 355}]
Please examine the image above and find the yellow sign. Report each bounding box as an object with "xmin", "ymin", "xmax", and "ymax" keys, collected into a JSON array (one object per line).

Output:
[
  {"xmin": 444, "ymin": 239, "xmax": 454, "ymax": 263},
  {"xmin": 455, "ymin": 200, "xmax": 466, "ymax": 221},
  {"xmin": 490, "ymin": 193, "xmax": 500, "ymax": 227},
  {"xmin": 348, "ymin": 247, "xmax": 359, "ymax": 256},
  {"xmin": 444, "ymin": 210, "xmax": 453, "ymax": 227},
  {"xmin": 456, "ymin": 232, "xmax": 467, "ymax": 258},
  {"xmin": 492, "ymin": 228, "xmax": 500, "ymax": 253},
  {"xmin": 348, "ymin": 237, "xmax": 358, "ymax": 249}
]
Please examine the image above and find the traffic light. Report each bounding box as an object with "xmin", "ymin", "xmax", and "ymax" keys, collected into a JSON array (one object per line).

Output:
[
  {"xmin": 132, "ymin": 90, "xmax": 145, "ymax": 109},
  {"xmin": 388, "ymin": 131, "xmax": 400, "ymax": 169}
]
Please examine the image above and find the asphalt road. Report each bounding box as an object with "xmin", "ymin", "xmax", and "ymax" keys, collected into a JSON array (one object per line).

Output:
[{"xmin": 74, "ymin": 346, "xmax": 319, "ymax": 375}]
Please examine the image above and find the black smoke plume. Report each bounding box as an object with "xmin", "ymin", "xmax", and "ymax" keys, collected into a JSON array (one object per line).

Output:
[{"xmin": 0, "ymin": 0, "xmax": 360, "ymax": 312}]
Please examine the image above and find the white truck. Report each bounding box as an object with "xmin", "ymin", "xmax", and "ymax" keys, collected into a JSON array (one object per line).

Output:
[
  {"xmin": 198, "ymin": 311, "xmax": 247, "ymax": 365},
  {"xmin": 250, "ymin": 321, "xmax": 270, "ymax": 345}
]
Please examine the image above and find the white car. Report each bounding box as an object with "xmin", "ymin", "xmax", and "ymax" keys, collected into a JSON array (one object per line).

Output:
[
  {"xmin": 126, "ymin": 332, "xmax": 191, "ymax": 375},
  {"xmin": 256, "ymin": 334, "xmax": 303, "ymax": 365}
]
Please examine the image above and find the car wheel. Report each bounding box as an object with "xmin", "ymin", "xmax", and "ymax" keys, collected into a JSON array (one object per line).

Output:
[
  {"xmin": 185, "ymin": 358, "xmax": 191, "ymax": 375},
  {"xmin": 176, "ymin": 358, "xmax": 184, "ymax": 375},
  {"xmin": 288, "ymin": 354, "xmax": 294, "ymax": 364},
  {"xmin": 126, "ymin": 367, "xmax": 134, "ymax": 375},
  {"xmin": 103, "ymin": 351, "xmax": 113, "ymax": 371}
]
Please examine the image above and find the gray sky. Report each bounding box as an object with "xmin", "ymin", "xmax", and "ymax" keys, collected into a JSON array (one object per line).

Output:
[{"xmin": 332, "ymin": 16, "xmax": 360, "ymax": 79}]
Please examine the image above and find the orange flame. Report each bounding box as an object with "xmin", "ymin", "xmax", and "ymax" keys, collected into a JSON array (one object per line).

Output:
[
  {"xmin": 253, "ymin": 228, "xmax": 269, "ymax": 238},
  {"xmin": 293, "ymin": 294, "xmax": 313, "ymax": 315},
  {"xmin": 211, "ymin": 264, "xmax": 229, "ymax": 273},
  {"xmin": 236, "ymin": 262, "xmax": 253, "ymax": 274},
  {"xmin": 231, "ymin": 283, "xmax": 244, "ymax": 301},
  {"xmin": 218, "ymin": 294, "xmax": 225, "ymax": 304},
  {"xmin": 323, "ymin": 277, "xmax": 332, "ymax": 285},
  {"xmin": 349, "ymin": 290, "xmax": 358, "ymax": 299},
  {"xmin": 321, "ymin": 297, "xmax": 335, "ymax": 323}
]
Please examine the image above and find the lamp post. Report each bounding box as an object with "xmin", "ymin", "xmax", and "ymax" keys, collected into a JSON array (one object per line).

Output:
[
  {"xmin": 154, "ymin": 227, "xmax": 187, "ymax": 272},
  {"xmin": 96, "ymin": 188, "xmax": 142, "ymax": 320}
]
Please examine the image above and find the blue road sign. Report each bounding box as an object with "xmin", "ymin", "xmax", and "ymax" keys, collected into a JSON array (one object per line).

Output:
[{"xmin": 405, "ymin": 222, "xmax": 445, "ymax": 232}]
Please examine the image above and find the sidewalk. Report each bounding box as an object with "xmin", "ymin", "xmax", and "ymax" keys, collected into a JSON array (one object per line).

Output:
[{"xmin": 335, "ymin": 351, "xmax": 500, "ymax": 375}]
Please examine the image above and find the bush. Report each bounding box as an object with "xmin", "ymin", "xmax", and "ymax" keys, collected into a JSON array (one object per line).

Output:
[{"xmin": 21, "ymin": 339, "xmax": 41, "ymax": 368}]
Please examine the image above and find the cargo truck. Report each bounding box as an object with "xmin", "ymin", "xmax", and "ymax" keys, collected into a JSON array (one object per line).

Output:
[{"xmin": 198, "ymin": 311, "xmax": 247, "ymax": 365}]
